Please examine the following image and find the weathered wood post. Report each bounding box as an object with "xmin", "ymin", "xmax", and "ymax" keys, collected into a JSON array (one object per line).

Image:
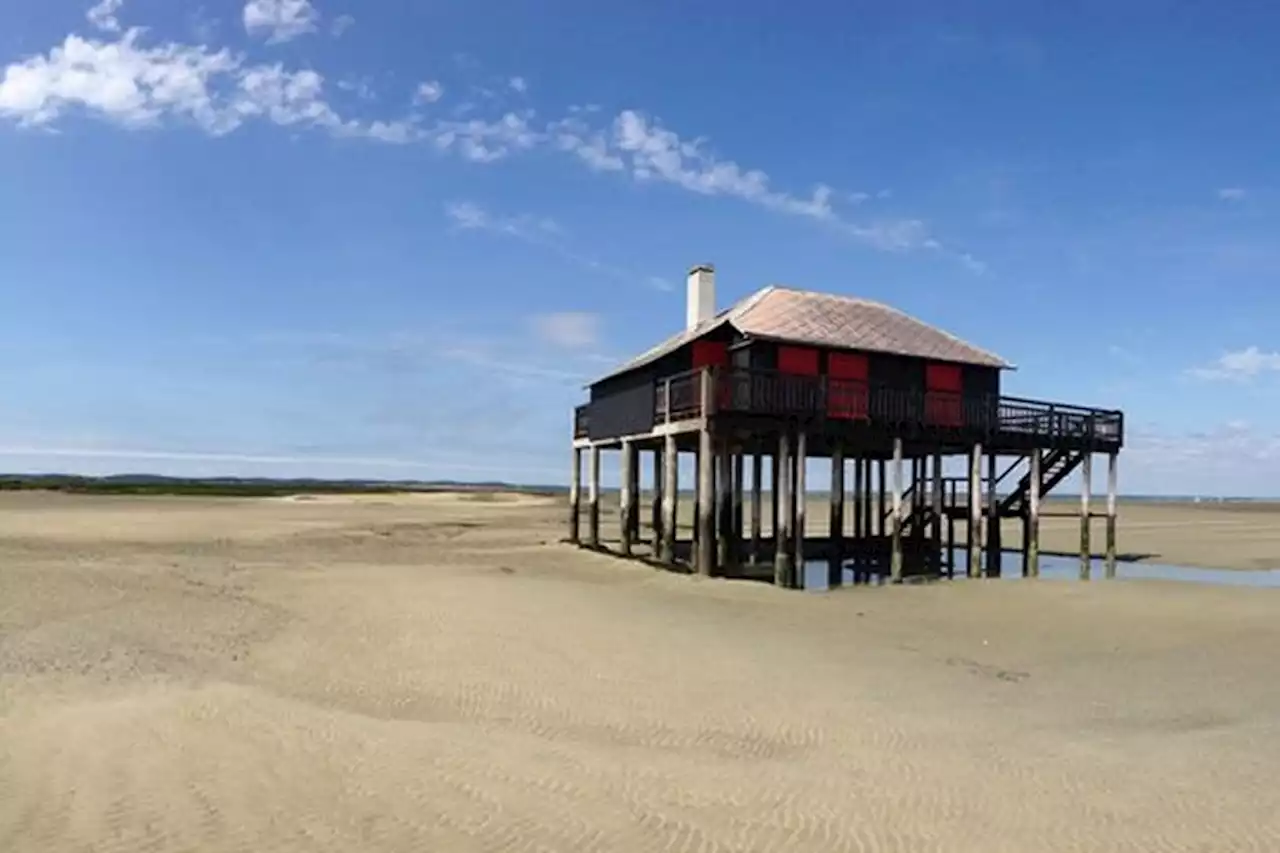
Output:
[
  {"xmin": 775, "ymin": 432, "xmax": 793, "ymax": 587},
  {"xmin": 851, "ymin": 456, "xmax": 863, "ymax": 580},
  {"xmin": 968, "ymin": 443, "xmax": 982, "ymax": 578},
  {"xmin": 770, "ymin": 450, "xmax": 780, "ymax": 558},
  {"xmin": 732, "ymin": 450, "xmax": 744, "ymax": 565},
  {"xmin": 862, "ymin": 459, "xmax": 873, "ymax": 578},
  {"xmin": 877, "ymin": 460, "xmax": 887, "ymax": 538},
  {"xmin": 750, "ymin": 449, "xmax": 763, "ymax": 564},
  {"xmin": 794, "ymin": 430, "xmax": 808, "ymax": 589},
  {"xmin": 829, "ymin": 442, "xmax": 845, "ymax": 588},
  {"xmin": 587, "ymin": 444, "xmax": 601, "ymax": 548},
  {"xmin": 1027, "ymin": 447, "xmax": 1041, "ymax": 578},
  {"xmin": 717, "ymin": 440, "xmax": 735, "ymax": 575},
  {"xmin": 890, "ymin": 437, "xmax": 904, "ymax": 583},
  {"xmin": 651, "ymin": 449, "xmax": 663, "ymax": 555},
  {"xmin": 1105, "ymin": 452, "xmax": 1118, "ymax": 578},
  {"xmin": 986, "ymin": 452, "xmax": 1001, "ymax": 578},
  {"xmin": 931, "ymin": 451, "xmax": 944, "ymax": 575},
  {"xmin": 620, "ymin": 440, "xmax": 635, "ymax": 556},
  {"xmin": 1080, "ymin": 452, "xmax": 1092, "ymax": 580},
  {"xmin": 946, "ymin": 480, "xmax": 956, "ymax": 578},
  {"xmin": 697, "ymin": 370, "xmax": 716, "ymax": 576},
  {"xmin": 660, "ymin": 436, "xmax": 678, "ymax": 565},
  {"xmin": 569, "ymin": 447, "xmax": 581, "ymax": 544}
]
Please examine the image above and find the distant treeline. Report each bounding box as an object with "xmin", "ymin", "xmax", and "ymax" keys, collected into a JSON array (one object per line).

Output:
[{"xmin": 0, "ymin": 474, "xmax": 564, "ymax": 499}]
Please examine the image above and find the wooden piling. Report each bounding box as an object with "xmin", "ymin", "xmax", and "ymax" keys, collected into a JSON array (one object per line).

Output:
[
  {"xmin": 620, "ymin": 441, "xmax": 635, "ymax": 556},
  {"xmin": 750, "ymin": 449, "xmax": 763, "ymax": 564},
  {"xmin": 1105, "ymin": 451, "xmax": 1118, "ymax": 579},
  {"xmin": 697, "ymin": 429, "xmax": 715, "ymax": 576},
  {"xmin": 775, "ymin": 432, "xmax": 793, "ymax": 587},
  {"xmin": 890, "ymin": 437, "xmax": 904, "ymax": 583},
  {"xmin": 986, "ymin": 452, "xmax": 1001, "ymax": 578},
  {"xmin": 732, "ymin": 450, "xmax": 744, "ymax": 565},
  {"xmin": 660, "ymin": 437, "xmax": 678, "ymax": 564},
  {"xmin": 717, "ymin": 440, "xmax": 735, "ymax": 574},
  {"xmin": 794, "ymin": 431, "xmax": 808, "ymax": 589},
  {"xmin": 851, "ymin": 457, "xmax": 863, "ymax": 580},
  {"xmin": 770, "ymin": 451, "xmax": 780, "ymax": 557},
  {"xmin": 931, "ymin": 452, "xmax": 943, "ymax": 575},
  {"xmin": 651, "ymin": 449, "xmax": 663, "ymax": 555},
  {"xmin": 968, "ymin": 443, "xmax": 982, "ymax": 578},
  {"xmin": 1080, "ymin": 452, "xmax": 1092, "ymax": 580},
  {"xmin": 587, "ymin": 444, "xmax": 601, "ymax": 548},
  {"xmin": 877, "ymin": 460, "xmax": 887, "ymax": 537},
  {"xmin": 945, "ymin": 480, "xmax": 956, "ymax": 578},
  {"xmin": 569, "ymin": 447, "xmax": 581, "ymax": 543},
  {"xmin": 829, "ymin": 443, "xmax": 845, "ymax": 588},
  {"xmin": 861, "ymin": 460, "xmax": 872, "ymax": 578},
  {"xmin": 1027, "ymin": 447, "xmax": 1041, "ymax": 578}
]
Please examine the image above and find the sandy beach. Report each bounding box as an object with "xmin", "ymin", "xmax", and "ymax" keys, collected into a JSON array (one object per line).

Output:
[{"xmin": 2, "ymin": 490, "xmax": 1279, "ymax": 852}]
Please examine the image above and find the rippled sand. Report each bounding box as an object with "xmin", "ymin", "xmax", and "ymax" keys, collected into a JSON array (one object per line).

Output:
[{"xmin": 2, "ymin": 490, "xmax": 1278, "ymax": 852}]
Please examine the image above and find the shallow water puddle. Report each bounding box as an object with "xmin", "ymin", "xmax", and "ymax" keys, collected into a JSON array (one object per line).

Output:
[{"xmin": 801, "ymin": 551, "xmax": 1280, "ymax": 591}]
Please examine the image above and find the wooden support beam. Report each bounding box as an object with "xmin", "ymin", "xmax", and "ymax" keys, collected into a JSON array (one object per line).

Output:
[
  {"xmin": 697, "ymin": 429, "xmax": 715, "ymax": 576},
  {"xmin": 650, "ymin": 449, "xmax": 663, "ymax": 555},
  {"xmin": 945, "ymin": 480, "xmax": 956, "ymax": 579},
  {"xmin": 732, "ymin": 450, "xmax": 745, "ymax": 565},
  {"xmin": 829, "ymin": 442, "xmax": 845, "ymax": 588},
  {"xmin": 931, "ymin": 451, "xmax": 943, "ymax": 576},
  {"xmin": 1080, "ymin": 453, "xmax": 1092, "ymax": 580},
  {"xmin": 890, "ymin": 437, "xmax": 904, "ymax": 583},
  {"xmin": 619, "ymin": 440, "xmax": 635, "ymax": 557},
  {"xmin": 750, "ymin": 449, "xmax": 763, "ymax": 565},
  {"xmin": 587, "ymin": 445, "xmax": 601, "ymax": 548},
  {"xmin": 717, "ymin": 440, "xmax": 735, "ymax": 575},
  {"xmin": 1027, "ymin": 448, "xmax": 1041, "ymax": 578},
  {"xmin": 1106, "ymin": 452, "xmax": 1118, "ymax": 579},
  {"xmin": 569, "ymin": 447, "xmax": 581, "ymax": 544},
  {"xmin": 986, "ymin": 452, "xmax": 1002, "ymax": 578},
  {"xmin": 968, "ymin": 443, "xmax": 982, "ymax": 578},
  {"xmin": 877, "ymin": 460, "xmax": 887, "ymax": 538},
  {"xmin": 770, "ymin": 451, "xmax": 780, "ymax": 554},
  {"xmin": 794, "ymin": 430, "xmax": 808, "ymax": 589},
  {"xmin": 775, "ymin": 432, "xmax": 793, "ymax": 587},
  {"xmin": 861, "ymin": 459, "xmax": 872, "ymax": 579},
  {"xmin": 851, "ymin": 457, "xmax": 863, "ymax": 580},
  {"xmin": 660, "ymin": 436, "xmax": 678, "ymax": 565}
]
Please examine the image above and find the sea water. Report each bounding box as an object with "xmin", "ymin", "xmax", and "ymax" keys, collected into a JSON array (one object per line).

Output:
[{"xmin": 800, "ymin": 550, "xmax": 1280, "ymax": 592}]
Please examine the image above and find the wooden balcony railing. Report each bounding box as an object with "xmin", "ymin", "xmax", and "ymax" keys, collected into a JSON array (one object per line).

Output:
[{"xmin": 576, "ymin": 367, "xmax": 1124, "ymax": 448}]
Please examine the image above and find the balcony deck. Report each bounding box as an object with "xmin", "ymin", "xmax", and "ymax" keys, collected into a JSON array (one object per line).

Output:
[{"xmin": 574, "ymin": 366, "xmax": 1123, "ymax": 453}]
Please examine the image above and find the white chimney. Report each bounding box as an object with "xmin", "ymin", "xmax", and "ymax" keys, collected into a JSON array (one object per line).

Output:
[{"xmin": 686, "ymin": 263, "xmax": 716, "ymax": 330}]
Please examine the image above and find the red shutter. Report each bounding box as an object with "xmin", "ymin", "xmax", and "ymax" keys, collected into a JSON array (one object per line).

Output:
[
  {"xmin": 691, "ymin": 340, "xmax": 728, "ymax": 368},
  {"xmin": 777, "ymin": 346, "xmax": 819, "ymax": 375},
  {"xmin": 827, "ymin": 352, "xmax": 869, "ymax": 420},
  {"xmin": 925, "ymin": 363, "xmax": 963, "ymax": 426}
]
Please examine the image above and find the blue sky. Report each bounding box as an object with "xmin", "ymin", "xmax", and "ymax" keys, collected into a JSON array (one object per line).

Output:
[{"xmin": 1, "ymin": 0, "xmax": 1278, "ymax": 495}]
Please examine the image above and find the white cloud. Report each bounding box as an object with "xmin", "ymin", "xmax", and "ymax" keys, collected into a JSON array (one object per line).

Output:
[
  {"xmin": 426, "ymin": 112, "xmax": 541, "ymax": 163},
  {"xmin": 509, "ymin": 76, "xmax": 527, "ymax": 93},
  {"xmin": 1217, "ymin": 187, "xmax": 1247, "ymax": 202},
  {"xmin": 87, "ymin": 0, "xmax": 124, "ymax": 32},
  {"xmin": 530, "ymin": 312, "xmax": 600, "ymax": 349},
  {"xmin": 1188, "ymin": 347, "xmax": 1280, "ymax": 382},
  {"xmin": 414, "ymin": 80, "xmax": 443, "ymax": 103},
  {"xmin": 330, "ymin": 14, "xmax": 355, "ymax": 37},
  {"xmin": 243, "ymin": 0, "xmax": 319, "ymax": 44},
  {"xmin": 0, "ymin": 29, "xmax": 414, "ymax": 142}
]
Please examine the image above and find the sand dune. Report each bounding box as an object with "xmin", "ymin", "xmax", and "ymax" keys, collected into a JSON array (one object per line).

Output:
[{"xmin": 2, "ymin": 491, "xmax": 1279, "ymax": 852}]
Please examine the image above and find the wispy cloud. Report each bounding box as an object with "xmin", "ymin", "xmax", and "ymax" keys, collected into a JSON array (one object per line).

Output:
[
  {"xmin": 330, "ymin": 14, "xmax": 355, "ymax": 37},
  {"xmin": 243, "ymin": 0, "xmax": 319, "ymax": 44},
  {"xmin": 87, "ymin": 0, "xmax": 124, "ymax": 32},
  {"xmin": 530, "ymin": 312, "xmax": 600, "ymax": 349},
  {"xmin": 444, "ymin": 201, "xmax": 668, "ymax": 290},
  {"xmin": 1187, "ymin": 346, "xmax": 1280, "ymax": 382},
  {"xmin": 0, "ymin": 17, "xmax": 980, "ymax": 269},
  {"xmin": 1217, "ymin": 187, "xmax": 1247, "ymax": 202}
]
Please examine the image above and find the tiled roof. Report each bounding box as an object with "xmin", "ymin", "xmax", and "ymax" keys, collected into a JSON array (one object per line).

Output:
[{"xmin": 589, "ymin": 285, "xmax": 1011, "ymax": 385}]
